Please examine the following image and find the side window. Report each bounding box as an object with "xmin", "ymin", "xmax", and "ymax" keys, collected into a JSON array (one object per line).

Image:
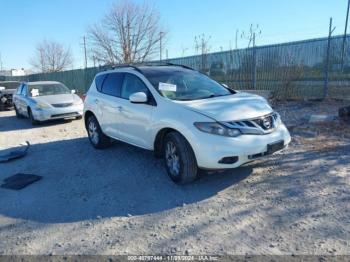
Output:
[
  {"xmin": 121, "ymin": 74, "xmax": 149, "ymax": 100},
  {"xmin": 95, "ymin": 74, "xmax": 107, "ymax": 92},
  {"xmin": 101, "ymin": 73, "xmax": 124, "ymax": 97}
]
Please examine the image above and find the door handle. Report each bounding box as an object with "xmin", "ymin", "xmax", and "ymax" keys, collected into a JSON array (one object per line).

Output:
[
  {"xmin": 116, "ymin": 106, "xmax": 123, "ymax": 112},
  {"xmin": 94, "ymin": 99, "xmax": 99, "ymax": 104}
]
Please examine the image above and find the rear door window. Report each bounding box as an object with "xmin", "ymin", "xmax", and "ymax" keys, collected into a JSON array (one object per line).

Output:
[
  {"xmin": 95, "ymin": 74, "xmax": 107, "ymax": 92},
  {"xmin": 101, "ymin": 73, "xmax": 124, "ymax": 97}
]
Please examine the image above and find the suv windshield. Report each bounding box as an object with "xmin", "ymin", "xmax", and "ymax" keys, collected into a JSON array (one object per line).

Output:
[
  {"xmin": 142, "ymin": 68, "xmax": 234, "ymax": 101},
  {"xmin": 28, "ymin": 83, "xmax": 71, "ymax": 97}
]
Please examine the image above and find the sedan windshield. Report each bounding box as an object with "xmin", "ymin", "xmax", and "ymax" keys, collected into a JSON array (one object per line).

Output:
[
  {"xmin": 28, "ymin": 84, "xmax": 71, "ymax": 97},
  {"xmin": 143, "ymin": 69, "xmax": 234, "ymax": 101}
]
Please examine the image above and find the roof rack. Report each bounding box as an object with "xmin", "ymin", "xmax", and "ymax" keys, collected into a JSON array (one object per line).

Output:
[
  {"xmin": 163, "ymin": 62, "xmax": 195, "ymax": 70},
  {"xmin": 105, "ymin": 62, "xmax": 196, "ymax": 73}
]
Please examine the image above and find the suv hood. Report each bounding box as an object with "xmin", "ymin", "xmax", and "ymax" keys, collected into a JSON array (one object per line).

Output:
[
  {"xmin": 179, "ymin": 92, "xmax": 273, "ymax": 121},
  {"xmin": 32, "ymin": 94, "xmax": 78, "ymax": 105}
]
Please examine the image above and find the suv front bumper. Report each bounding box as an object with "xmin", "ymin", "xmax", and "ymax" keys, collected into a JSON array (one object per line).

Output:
[{"xmin": 189, "ymin": 123, "xmax": 291, "ymax": 169}]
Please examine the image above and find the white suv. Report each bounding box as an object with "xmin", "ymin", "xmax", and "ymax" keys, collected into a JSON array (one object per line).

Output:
[{"xmin": 84, "ymin": 65, "xmax": 291, "ymax": 184}]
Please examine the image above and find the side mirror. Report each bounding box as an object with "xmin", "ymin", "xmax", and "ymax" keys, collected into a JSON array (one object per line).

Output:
[
  {"xmin": 71, "ymin": 89, "xmax": 76, "ymax": 94},
  {"xmin": 129, "ymin": 92, "xmax": 148, "ymax": 103}
]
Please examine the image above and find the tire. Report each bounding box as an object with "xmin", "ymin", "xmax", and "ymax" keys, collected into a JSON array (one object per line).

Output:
[
  {"xmin": 0, "ymin": 102, "xmax": 5, "ymax": 112},
  {"xmin": 28, "ymin": 108, "xmax": 39, "ymax": 125},
  {"xmin": 86, "ymin": 115, "xmax": 111, "ymax": 149},
  {"xmin": 163, "ymin": 131, "xmax": 198, "ymax": 184},
  {"xmin": 14, "ymin": 105, "xmax": 23, "ymax": 118}
]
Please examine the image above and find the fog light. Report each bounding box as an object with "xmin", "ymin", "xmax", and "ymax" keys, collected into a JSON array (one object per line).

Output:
[{"xmin": 218, "ymin": 156, "xmax": 239, "ymax": 164}]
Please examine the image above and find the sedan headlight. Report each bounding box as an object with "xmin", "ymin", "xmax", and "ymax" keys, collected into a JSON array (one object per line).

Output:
[
  {"xmin": 194, "ymin": 122, "xmax": 241, "ymax": 137},
  {"xmin": 35, "ymin": 102, "xmax": 50, "ymax": 109},
  {"xmin": 73, "ymin": 98, "xmax": 83, "ymax": 105}
]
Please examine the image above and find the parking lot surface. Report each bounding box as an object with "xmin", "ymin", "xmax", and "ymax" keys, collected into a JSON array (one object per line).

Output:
[{"xmin": 0, "ymin": 100, "xmax": 349, "ymax": 255}]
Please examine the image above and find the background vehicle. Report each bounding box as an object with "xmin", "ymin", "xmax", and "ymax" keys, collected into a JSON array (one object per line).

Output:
[
  {"xmin": 0, "ymin": 81, "xmax": 20, "ymax": 111},
  {"xmin": 13, "ymin": 81, "xmax": 83, "ymax": 125},
  {"xmin": 84, "ymin": 65, "xmax": 291, "ymax": 184}
]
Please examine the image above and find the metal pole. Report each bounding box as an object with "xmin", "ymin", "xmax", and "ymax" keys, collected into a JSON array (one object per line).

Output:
[
  {"xmin": 341, "ymin": 0, "xmax": 350, "ymax": 71},
  {"xmin": 159, "ymin": 32, "xmax": 163, "ymax": 61},
  {"xmin": 324, "ymin": 17, "xmax": 334, "ymax": 100},
  {"xmin": 252, "ymin": 33, "xmax": 257, "ymax": 89},
  {"xmin": 83, "ymin": 36, "xmax": 87, "ymax": 69}
]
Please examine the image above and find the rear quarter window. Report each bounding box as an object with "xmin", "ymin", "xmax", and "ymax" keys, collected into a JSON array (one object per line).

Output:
[{"xmin": 95, "ymin": 74, "xmax": 107, "ymax": 92}]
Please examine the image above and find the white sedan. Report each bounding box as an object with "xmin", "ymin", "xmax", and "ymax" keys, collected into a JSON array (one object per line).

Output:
[{"xmin": 13, "ymin": 81, "xmax": 83, "ymax": 125}]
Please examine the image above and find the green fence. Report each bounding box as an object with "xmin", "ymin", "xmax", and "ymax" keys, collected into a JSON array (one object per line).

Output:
[{"xmin": 5, "ymin": 34, "xmax": 350, "ymax": 99}]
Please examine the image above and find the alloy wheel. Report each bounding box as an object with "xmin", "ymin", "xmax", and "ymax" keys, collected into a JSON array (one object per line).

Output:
[{"xmin": 165, "ymin": 141, "xmax": 180, "ymax": 177}]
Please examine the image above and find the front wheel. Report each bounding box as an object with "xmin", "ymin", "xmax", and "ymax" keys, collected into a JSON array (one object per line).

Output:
[
  {"xmin": 86, "ymin": 115, "xmax": 111, "ymax": 149},
  {"xmin": 28, "ymin": 108, "xmax": 39, "ymax": 125},
  {"xmin": 163, "ymin": 132, "xmax": 198, "ymax": 184},
  {"xmin": 14, "ymin": 105, "xmax": 23, "ymax": 118}
]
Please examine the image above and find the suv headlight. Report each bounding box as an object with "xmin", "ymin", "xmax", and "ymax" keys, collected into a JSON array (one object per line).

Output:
[
  {"xmin": 35, "ymin": 102, "xmax": 50, "ymax": 109},
  {"xmin": 194, "ymin": 122, "xmax": 241, "ymax": 137}
]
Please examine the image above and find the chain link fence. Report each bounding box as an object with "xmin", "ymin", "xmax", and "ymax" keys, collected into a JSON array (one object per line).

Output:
[{"xmin": 5, "ymin": 35, "xmax": 350, "ymax": 100}]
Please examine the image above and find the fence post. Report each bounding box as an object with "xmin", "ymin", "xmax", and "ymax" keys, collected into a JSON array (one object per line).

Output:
[
  {"xmin": 324, "ymin": 17, "xmax": 335, "ymax": 100},
  {"xmin": 252, "ymin": 33, "xmax": 257, "ymax": 89}
]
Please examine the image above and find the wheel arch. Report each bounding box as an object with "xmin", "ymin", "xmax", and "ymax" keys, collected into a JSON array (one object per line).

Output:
[
  {"xmin": 84, "ymin": 110, "xmax": 95, "ymax": 129},
  {"xmin": 153, "ymin": 127, "xmax": 194, "ymax": 158}
]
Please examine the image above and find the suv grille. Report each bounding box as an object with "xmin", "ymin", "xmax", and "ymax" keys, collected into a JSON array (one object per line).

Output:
[{"xmin": 224, "ymin": 112, "xmax": 279, "ymax": 135}]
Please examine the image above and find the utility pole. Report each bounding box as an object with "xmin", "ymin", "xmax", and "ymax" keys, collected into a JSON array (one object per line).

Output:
[
  {"xmin": 159, "ymin": 31, "xmax": 163, "ymax": 61},
  {"xmin": 83, "ymin": 36, "xmax": 87, "ymax": 69},
  {"xmin": 341, "ymin": 0, "xmax": 350, "ymax": 71},
  {"xmin": 166, "ymin": 49, "xmax": 168, "ymax": 61},
  {"xmin": 324, "ymin": 17, "xmax": 336, "ymax": 99}
]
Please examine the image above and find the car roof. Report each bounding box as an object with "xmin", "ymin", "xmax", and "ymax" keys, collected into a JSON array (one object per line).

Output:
[{"xmin": 26, "ymin": 81, "xmax": 61, "ymax": 85}]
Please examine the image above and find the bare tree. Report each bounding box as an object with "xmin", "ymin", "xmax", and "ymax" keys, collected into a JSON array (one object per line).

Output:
[
  {"xmin": 194, "ymin": 34, "xmax": 211, "ymax": 73},
  {"xmin": 30, "ymin": 40, "xmax": 73, "ymax": 73},
  {"xmin": 88, "ymin": 0, "xmax": 166, "ymax": 65}
]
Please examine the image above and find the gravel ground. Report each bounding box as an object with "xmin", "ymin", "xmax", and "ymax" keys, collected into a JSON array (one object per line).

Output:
[{"xmin": 0, "ymin": 100, "xmax": 349, "ymax": 255}]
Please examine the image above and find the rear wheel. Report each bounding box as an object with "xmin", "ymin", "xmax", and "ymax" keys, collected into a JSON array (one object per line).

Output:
[
  {"xmin": 28, "ymin": 108, "xmax": 39, "ymax": 125},
  {"xmin": 86, "ymin": 115, "xmax": 111, "ymax": 149},
  {"xmin": 163, "ymin": 132, "xmax": 198, "ymax": 184}
]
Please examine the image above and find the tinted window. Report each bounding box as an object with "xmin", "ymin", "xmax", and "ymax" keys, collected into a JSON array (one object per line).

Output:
[
  {"xmin": 95, "ymin": 74, "xmax": 107, "ymax": 92},
  {"xmin": 101, "ymin": 73, "xmax": 124, "ymax": 97},
  {"xmin": 121, "ymin": 74, "xmax": 149, "ymax": 100},
  {"xmin": 142, "ymin": 67, "xmax": 233, "ymax": 101}
]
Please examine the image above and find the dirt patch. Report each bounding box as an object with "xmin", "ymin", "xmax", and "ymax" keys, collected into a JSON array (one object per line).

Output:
[{"xmin": 0, "ymin": 100, "xmax": 349, "ymax": 255}]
